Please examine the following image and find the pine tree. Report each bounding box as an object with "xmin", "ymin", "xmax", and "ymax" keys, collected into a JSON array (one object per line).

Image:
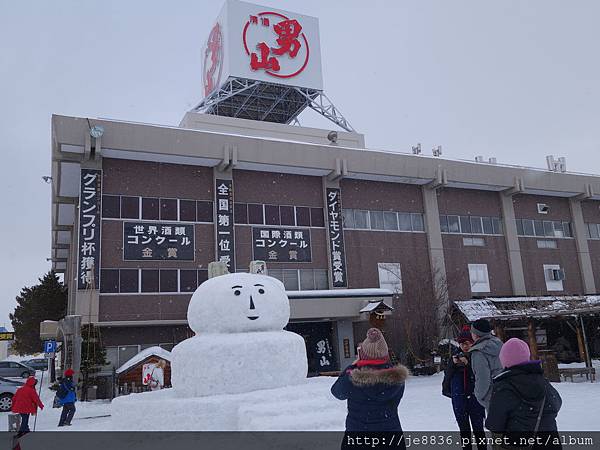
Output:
[
  {"xmin": 10, "ymin": 271, "xmax": 67, "ymax": 354},
  {"xmin": 80, "ymin": 323, "xmax": 108, "ymax": 400}
]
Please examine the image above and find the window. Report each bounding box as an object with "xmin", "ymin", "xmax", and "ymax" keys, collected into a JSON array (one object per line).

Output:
[
  {"xmin": 141, "ymin": 269, "xmax": 159, "ymax": 293},
  {"xmin": 310, "ymin": 208, "xmax": 325, "ymax": 227},
  {"xmin": 295, "ymin": 207, "xmax": 311, "ymax": 227},
  {"xmin": 248, "ymin": 204, "xmax": 264, "ymax": 224},
  {"xmin": 482, "ymin": 217, "xmax": 494, "ymax": 235},
  {"xmin": 522, "ymin": 219, "xmax": 535, "ymax": 236},
  {"xmin": 543, "ymin": 221, "xmax": 555, "ymax": 238},
  {"xmin": 378, "ymin": 263, "xmax": 402, "ymax": 293},
  {"xmin": 492, "ymin": 218, "xmax": 503, "ymax": 235},
  {"xmin": 398, "ymin": 213, "xmax": 412, "ymax": 231},
  {"xmin": 142, "ymin": 197, "xmax": 159, "ymax": 220},
  {"xmin": 468, "ymin": 264, "xmax": 490, "ymax": 293},
  {"xmin": 160, "ymin": 198, "xmax": 178, "ymax": 221},
  {"xmin": 102, "ymin": 195, "xmax": 120, "ymax": 218},
  {"xmin": 179, "ymin": 200, "xmax": 196, "ymax": 222},
  {"xmin": 265, "ymin": 205, "xmax": 280, "ymax": 225},
  {"xmin": 588, "ymin": 223, "xmax": 600, "ymax": 239},
  {"xmin": 119, "ymin": 269, "xmax": 139, "ymax": 293},
  {"xmin": 198, "ymin": 269, "xmax": 209, "ymax": 286},
  {"xmin": 447, "ymin": 216, "xmax": 460, "ymax": 233},
  {"xmin": 280, "ymin": 206, "xmax": 295, "ymax": 226},
  {"xmin": 118, "ymin": 345, "xmax": 140, "ymax": 368},
  {"xmin": 384, "ymin": 212, "xmax": 398, "ymax": 231},
  {"xmin": 100, "ymin": 269, "xmax": 119, "ymax": 293},
  {"xmin": 562, "ymin": 222, "xmax": 572, "ymax": 238},
  {"xmin": 269, "ymin": 269, "xmax": 327, "ymax": 290},
  {"xmin": 159, "ymin": 270, "xmax": 178, "ymax": 292},
  {"xmin": 516, "ymin": 219, "xmax": 524, "ymax": 236},
  {"xmin": 104, "ymin": 347, "xmax": 118, "ymax": 369},
  {"xmin": 121, "ymin": 196, "xmax": 140, "ymax": 219},
  {"xmin": 411, "ymin": 213, "xmax": 424, "ymax": 232},
  {"xmin": 234, "ymin": 203, "xmax": 248, "ymax": 224},
  {"xmin": 552, "ymin": 221, "xmax": 564, "ymax": 238},
  {"xmin": 370, "ymin": 211, "xmax": 385, "ymax": 230},
  {"xmin": 439, "ymin": 215, "xmax": 449, "ymax": 233},
  {"xmin": 543, "ymin": 264, "xmax": 564, "ymax": 291},
  {"xmin": 180, "ymin": 270, "xmax": 198, "ymax": 292},
  {"xmin": 354, "ymin": 210, "xmax": 369, "ymax": 229},
  {"xmin": 196, "ymin": 201, "xmax": 213, "ymax": 223},
  {"xmin": 537, "ymin": 240, "xmax": 557, "ymax": 249},
  {"xmin": 342, "ymin": 209, "xmax": 355, "ymax": 228},
  {"xmin": 460, "ymin": 216, "xmax": 471, "ymax": 234},
  {"xmin": 470, "ymin": 216, "xmax": 483, "ymax": 234},
  {"xmin": 463, "ymin": 237, "xmax": 485, "ymax": 247}
]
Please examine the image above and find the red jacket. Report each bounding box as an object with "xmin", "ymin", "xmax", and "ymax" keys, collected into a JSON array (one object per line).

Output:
[{"xmin": 11, "ymin": 377, "xmax": 44, "ymax": 414}]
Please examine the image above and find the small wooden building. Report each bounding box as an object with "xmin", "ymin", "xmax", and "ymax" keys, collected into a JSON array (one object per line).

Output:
[
  {"xmin": 454, "ymin": 295, "xmax": 600, "ymax": 381},
  {"xmin": 116, "ymin": 346, "xmax": 172, "ymax": 394}
]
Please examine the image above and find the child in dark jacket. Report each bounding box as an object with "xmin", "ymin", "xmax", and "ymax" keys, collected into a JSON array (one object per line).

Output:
[
  {"xmin": 57, "ymin": 368, "xmax": 78, "ymax": 427},
  {"xmin": 486, "ymin": 338, "xmax": 562, "ymax": 450},
  {"xmin": 331, "ymin": 328, "xmax": 408, "ymax": 449},
  {"xmin": 442, "ymin": 326, "xmax": 487, "ymax": 450}
]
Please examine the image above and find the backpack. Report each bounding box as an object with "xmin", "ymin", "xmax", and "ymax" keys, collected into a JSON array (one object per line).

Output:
[{"xmin": 56, "ymin": 383, "xmax": 68, "ymax": 399}]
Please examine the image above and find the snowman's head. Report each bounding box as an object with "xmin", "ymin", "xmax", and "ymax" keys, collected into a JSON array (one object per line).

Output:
[{"xmin": 187, "ymin": 273, "xmax": 290, "ymax": 334}]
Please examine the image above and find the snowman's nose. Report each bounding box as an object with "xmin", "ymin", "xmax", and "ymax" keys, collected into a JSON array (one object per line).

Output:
[{"xmin": 249, "ymin": 295, "xmax": 256, "ymax": 310}]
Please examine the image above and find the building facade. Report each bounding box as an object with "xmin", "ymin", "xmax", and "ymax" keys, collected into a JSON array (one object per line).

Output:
[{"xmin": 50, "ymin": 112, "xmax": 600, "ymax": 373}]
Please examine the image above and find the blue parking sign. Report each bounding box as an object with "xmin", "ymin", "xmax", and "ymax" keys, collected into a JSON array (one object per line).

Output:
[{"xmin": 43, "ymin": 340, "xmax": 57, "ymax": 353}]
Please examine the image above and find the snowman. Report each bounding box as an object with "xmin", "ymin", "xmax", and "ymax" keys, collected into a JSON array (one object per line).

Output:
[{"xmin": 171, "ymin": 266, "xmax": 308, "ymax": 397}]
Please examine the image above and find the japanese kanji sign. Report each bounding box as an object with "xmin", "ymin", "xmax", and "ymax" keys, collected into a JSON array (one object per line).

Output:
[
  {"xmin": 77, "ymin": 168, "xmax": 102, "ymax": 290},
  {"xmin": 326, "ymin": 188, "xmax": 348, "ymax": 288},
  {"xmin": 123, "ymin": 222, "xmax": 194, "ymax": 261},
  {"xmin": 252, "ymin": 227, "xmax": 312, "ymax": 262},
  {"xmin": 201, "ymin": 1, "xmax": 323, "ymax": 92},
  {"xmin": 215, "ymin": 179, "xmax": 235, "ymax": 270}
]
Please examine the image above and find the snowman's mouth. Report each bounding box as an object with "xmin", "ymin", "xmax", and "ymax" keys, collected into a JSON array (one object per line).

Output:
[{"xmin": 247, "ymin": 316, "xmax": 259, "ymax": 320}]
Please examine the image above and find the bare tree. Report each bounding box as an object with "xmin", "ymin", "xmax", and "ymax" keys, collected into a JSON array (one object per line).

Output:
[{"xmin": 379, "ymin": 264, "xmax": 464, "ymax": 367}]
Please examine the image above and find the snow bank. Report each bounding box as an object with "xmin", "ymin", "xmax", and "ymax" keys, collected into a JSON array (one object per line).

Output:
[
  {"xmin": 115, "ymin": 346, "xmax": 171, "ymax": 374},
  {"xmin": 171, "ymin": 331, "xmax": 307, "ymax": 397}
]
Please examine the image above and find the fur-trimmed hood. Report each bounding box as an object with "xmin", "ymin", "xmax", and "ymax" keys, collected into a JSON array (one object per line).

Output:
[{"xmin": 349, "ymin": 364, "xmax": 409, "ymax": 387}]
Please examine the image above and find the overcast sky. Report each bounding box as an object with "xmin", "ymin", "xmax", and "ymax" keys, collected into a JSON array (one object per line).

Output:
[{"xmin": 1, "ymin": 0, "xmax": 599, "ymax": 331}]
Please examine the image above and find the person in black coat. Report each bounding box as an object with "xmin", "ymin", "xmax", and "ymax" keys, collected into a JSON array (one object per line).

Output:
[
  {"xmin": 442, "ymin": 326, "xmax": 487, "ymax": 450},
  {"xmin": 486, "ymin": 338, "xmax": 562, "ymax": 450},
  {"xmin": 331, "ymin": 328, "xmax": 408, "ymax": 449}
]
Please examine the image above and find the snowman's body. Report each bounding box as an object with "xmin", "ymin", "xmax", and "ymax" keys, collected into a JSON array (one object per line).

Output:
[{"xmin": 171, "ymin": 273, "xmax": 308, "ymax": 396}]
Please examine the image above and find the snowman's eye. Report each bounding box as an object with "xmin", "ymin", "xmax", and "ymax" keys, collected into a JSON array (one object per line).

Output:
[
  {"xmin": 258, "ymin": 288, "xmax": 265, "ymax": 294},
  {"xmin": 234, "ymin": 290, "xmax": 241, "ymax": 296}
]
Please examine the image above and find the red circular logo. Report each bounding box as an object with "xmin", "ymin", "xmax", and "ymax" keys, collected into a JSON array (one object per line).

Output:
[
  {"xmin": 203, "ymin": 22, "xmax": 223, "ymax": 96},
  {"xmin": 242, "ymin": 11, "xmax": 310, "ymax": 79}
]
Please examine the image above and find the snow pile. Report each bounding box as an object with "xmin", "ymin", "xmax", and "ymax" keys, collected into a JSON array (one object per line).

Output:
[
  {"xmin": 115, "ymin": 346, "xmax": 171, "ymax": 374},
  {"xmin": 171, "ymin": 330, "xmax": 307, "ymax": 397}
]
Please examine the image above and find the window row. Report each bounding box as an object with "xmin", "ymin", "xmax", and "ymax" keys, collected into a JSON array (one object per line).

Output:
[
  {"xmin": 516, "ymin": 219, "xmax": 572, "ymax": 238},
  {"xmin": 586, "ymin": 223, "xmax": 600, "ymax": 240},
  {"xmin": 266, "ymin": 269, "xmax": 328, "ymax": 291},
  {"xmin": 104, "ymin": 343, "xmax": 175, "ymax": 370},
  {"xmin": 233, "ymin": 203, "xmax": 325, "ymax": 228},
  {"xmin": 100, "ymin": 268, "xmax": 209, "ymax": 294},
  {"xmin": 439, "ymin": 215, "xmax": 503, "ymax": 235},
  {"xmin": 342, "ymin": 209, "xmax": 425, "ymax": 232},
  {"xmin": 102, "ymin": 195, "xmax": 213, "ymax": 223}
]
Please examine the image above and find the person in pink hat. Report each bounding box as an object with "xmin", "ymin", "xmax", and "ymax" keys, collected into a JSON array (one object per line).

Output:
[{"xmin": 486, "ymin": 338, "xmax": 562, "ymax": 449}]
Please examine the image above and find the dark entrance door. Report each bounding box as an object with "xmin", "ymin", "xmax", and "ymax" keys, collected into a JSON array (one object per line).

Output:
[{"xmin": 285, "ymin": 321, "xmax": 338, "ymax": 376}]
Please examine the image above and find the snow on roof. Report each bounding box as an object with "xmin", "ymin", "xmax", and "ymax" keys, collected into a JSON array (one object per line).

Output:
[
  {"xmin": 359, "ymin": 300, "xmax": 394, "ymax": 313},
  {"xmin": 455, "ymin": 295, "xmax": 600, "ymax": 321},
  {"xmin": 116, "ymin": 346, "xmax": 171, "ymax": 374}
]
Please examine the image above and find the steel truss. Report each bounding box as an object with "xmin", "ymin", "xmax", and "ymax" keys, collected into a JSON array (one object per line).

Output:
[{"xmin": 193, "ymin": 77, "xmax": 355, "ymax": 132}]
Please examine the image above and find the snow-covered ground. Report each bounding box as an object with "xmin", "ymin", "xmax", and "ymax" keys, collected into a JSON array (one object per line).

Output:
[{"xmin": 3, "ymin": 369, "xmax": 597, "ymax": 431}]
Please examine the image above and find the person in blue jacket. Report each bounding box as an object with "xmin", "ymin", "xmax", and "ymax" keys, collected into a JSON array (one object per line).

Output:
[
  {"xmin": 442, "ymin": 326, "xmax": 487, "ymax": 450},
  {"xmin": 331, "ymin": 328, "xmax": 408, "ymax": 449},
  {"xmin": 57, "ymin": 368, "xmax": 77, "ymax": 427}
]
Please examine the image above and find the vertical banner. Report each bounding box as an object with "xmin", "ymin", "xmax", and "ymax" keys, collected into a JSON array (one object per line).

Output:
[
  {"xmin": 78, "ymin": 168, "xmax": 102, "ymax": 290},
  {"xmin": 326, "ymin": 188, "xmax": 347, "ymax": 288},
  {"xmin": 215, "ymin": 179, "xmax": 235, "ymax": 271}
]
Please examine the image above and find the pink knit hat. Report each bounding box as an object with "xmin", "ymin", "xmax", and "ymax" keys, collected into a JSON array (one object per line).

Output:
[
  {"xmin": 358, "ymin": 328, "xmax": 389, "ymax": 360},
  {"xmin": 499, "ymin": 338, "xmax": 531, "ymax": 368}
]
